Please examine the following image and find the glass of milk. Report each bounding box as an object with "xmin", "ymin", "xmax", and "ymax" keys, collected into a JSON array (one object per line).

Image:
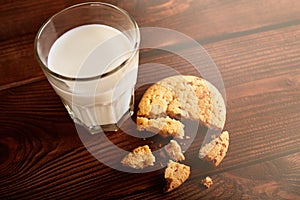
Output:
[{"xmin": 34, "ymin": 2, "xmax": 140, "ymax": 133}]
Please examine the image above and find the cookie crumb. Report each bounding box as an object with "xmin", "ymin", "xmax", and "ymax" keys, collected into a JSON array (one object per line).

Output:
[{"xmin": 201, "ymin": 176, "xmax": 213, "ymax": 188}]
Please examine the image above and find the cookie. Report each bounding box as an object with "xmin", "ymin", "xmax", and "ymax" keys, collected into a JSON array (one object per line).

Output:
[
  {"xmin": 121, "ymin": 145, "xmax": 155, "ymax": 169},
  {"xmin": 164, "ymin": 160, "xmax": 190, "ymax": 192},
  {"xmin": 164, "ymin": 140, "xmax": 185, "ymax": 161},
  {"xmin": 199, "ymin": 131, "xmax": 229, "ymax": 166},
  {"xmin": 137, "ymin": 75, "xmax": 226, "ymax": 138}
]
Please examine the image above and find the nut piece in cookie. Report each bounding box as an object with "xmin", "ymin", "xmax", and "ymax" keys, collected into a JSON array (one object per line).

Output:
[
  {"xmin": 121, "ymin": 145, "xmax": 155, "ymax": 169},
  {"xmin": 164, "ymin": 140, "xmax": 185, "ymax": 161},
  {"xmin": 201, "ymin": 176, "xmax": 213, "ymax": 188},
  {"xmin": 137, "ymin": 116, "xmax": 184, "ymax": 139},
  {"xmin": 199, "ymin": 131, "xmax": 229, "ymax": 166},
  {"xmin": 164, "ymin": 160, "xmax": 190, "ymax": 192}
]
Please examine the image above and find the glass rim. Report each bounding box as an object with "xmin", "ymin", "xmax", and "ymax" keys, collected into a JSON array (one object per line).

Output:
[{"xmin": 34, "ymin": 2, "xmax": 140, "ymax": 81}]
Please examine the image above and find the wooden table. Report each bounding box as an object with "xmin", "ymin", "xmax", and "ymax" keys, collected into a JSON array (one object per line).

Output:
[{"xmin": 1, "ymin": 0, "xmax": 300, "ymax": 199}]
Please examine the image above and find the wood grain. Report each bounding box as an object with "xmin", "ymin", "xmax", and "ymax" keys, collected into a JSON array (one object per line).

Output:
[
  {"xmin": 1, "ymin": 0, "xmax": 299, "ymax": 86},
  {"xmin": 121, "ymin": 152, "xmax": 300, "ymax": 200},
  {"xmin": 0, "ymin": 0, "xmax": 300, "ymax": 199}
]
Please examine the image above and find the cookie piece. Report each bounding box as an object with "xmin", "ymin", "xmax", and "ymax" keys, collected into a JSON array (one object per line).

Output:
[
  {"xmin": 201, "ymin": 176, "xmax": 213, "ymax": 188},
  {"xmin": 137, "ymin": 75, "xmax": 226, "ymax": 138},
  {"xmin": 164, "ymin": 160, "xmax": 190, "ymax": 192},
  {"xmin": 137, "ymin": 116, "xmax": 184, "ymax": 139},
  {"xmin": 199, "ymin": 131, "xmax": 229, "ymax": 166},
  {"xmin": 121, "ymin": 145, "xmax": 155, "ymax": 169},
  {"xmin": 164, "ymin": 140, "xmax": 185, "ymax": 161}
]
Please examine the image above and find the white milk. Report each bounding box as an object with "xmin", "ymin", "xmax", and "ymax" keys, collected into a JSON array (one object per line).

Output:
[{"xmin": 47, "ymin": 24, "xmax": 138, "ymax": 130}]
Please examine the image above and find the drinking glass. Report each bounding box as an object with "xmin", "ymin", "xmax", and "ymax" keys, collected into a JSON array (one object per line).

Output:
[{"xmin": 34, "ymin": 2, "xmax": 140, "ymax": 133}]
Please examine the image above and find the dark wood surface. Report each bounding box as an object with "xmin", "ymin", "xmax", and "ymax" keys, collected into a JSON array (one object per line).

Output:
[{"xmin": 1, "ymin": 0, "xmax": 300, "ymax": 199}]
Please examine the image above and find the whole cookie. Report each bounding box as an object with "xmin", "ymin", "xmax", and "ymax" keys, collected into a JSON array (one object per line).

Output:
[{"xmin": 137, "ymin": 75, "xmax": 226, "ymax": 137}]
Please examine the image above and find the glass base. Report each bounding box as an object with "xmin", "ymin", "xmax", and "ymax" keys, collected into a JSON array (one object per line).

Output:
[
  {"xmin": 72, "ymin": 108, "xmax": 133, "ymax": 133},
  {"xmin": 68, "ymin": 91, "xmax": 135, "ymax": 134}
]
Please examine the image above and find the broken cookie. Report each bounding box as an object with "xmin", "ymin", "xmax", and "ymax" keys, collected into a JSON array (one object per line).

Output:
[
  {"xmin": 136, "ymin": 116, "xmax": 184, "ymax": 139},
  {"xmin": 164, "ymin": 160, "xmax": 190, "ymax": 192},
  {"xmin": 137, "ymin": 75, "xmax": 226, "ymax": 138},
  {"xmin": 164, "ymin": 140, "xmax": 185, "ymax": 161},
  {"xmin": 121, "ymin": 145, "xmax": 155, "ymax": 169},
  {"xmin": 199, "ymin": 131, "xmax": 229, "ymax": 166}
]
